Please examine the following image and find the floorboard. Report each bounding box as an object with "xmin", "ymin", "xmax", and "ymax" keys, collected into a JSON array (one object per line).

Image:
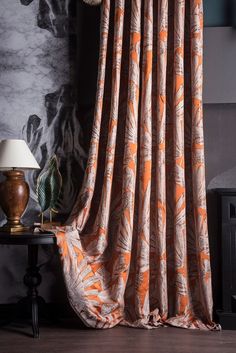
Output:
[{"xmin": 0, "ymin": 323, "xmax": 236, "ymax": 353}]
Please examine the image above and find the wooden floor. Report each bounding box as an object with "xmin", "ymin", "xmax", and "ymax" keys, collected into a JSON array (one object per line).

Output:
[{"xmin": 0, "ymin": 322, "xmax": 236, "ymax": 353}]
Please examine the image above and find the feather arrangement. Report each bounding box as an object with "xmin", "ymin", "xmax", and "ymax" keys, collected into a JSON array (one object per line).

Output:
[{"xmin": 36, "ymin": 154, "xmax": 62, "ymax": 224}]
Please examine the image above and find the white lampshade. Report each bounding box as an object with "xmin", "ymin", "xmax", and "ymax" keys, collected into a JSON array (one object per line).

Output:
[{"xmin": 0, "ymin": 139, "xmax": 40, "ymax": 170}]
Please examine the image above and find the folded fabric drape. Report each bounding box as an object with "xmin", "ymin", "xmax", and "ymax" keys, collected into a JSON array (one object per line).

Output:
[{"xmin": 57, "ymin": 0, "xmax": 219, "ymax": 330}]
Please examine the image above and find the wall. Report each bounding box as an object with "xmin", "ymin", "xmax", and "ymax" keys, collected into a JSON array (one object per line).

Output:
[
  {"xmin": 205, "ymin": 104, "xmax": 236, "ymax": 189},
  {"xmin": 0, "ymin": 0, "xmax": 99, "ymax": 304},
  {"xmin": 203, "ymin": 27, "xmax": 236, "ymax": 104},
  {"xmin": 204, "ymin": 0, "xmax": 233, "ymax": 26}
]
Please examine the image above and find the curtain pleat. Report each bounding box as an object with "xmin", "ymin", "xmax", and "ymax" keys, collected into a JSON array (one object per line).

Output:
[{"xmin": 57, "ymin": 0, "xmax": 219, "ymax": 330}]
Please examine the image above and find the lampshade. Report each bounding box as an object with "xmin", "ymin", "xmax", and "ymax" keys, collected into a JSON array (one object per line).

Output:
[{"xmin": 0, "ymin": 139, "xmax": 40, "ymax": 170}]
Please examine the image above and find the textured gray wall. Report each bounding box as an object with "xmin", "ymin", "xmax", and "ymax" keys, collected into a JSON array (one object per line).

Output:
[
  {"xmin": 205, "ymin": 104, "xmax": 236, "ymax": 189},
  {"xmin": 203, "ymin": 27, "xmax": 236, "ymax": 103},
  {"xmin": 0, "ymin": 0, "xmax": 99, "ymax": 304}
]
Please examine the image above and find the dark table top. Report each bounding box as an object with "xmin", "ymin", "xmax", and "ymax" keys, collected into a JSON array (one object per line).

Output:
[{"xmin": 0, "ymin": 230, "xmax": 56, "ymax": 245}]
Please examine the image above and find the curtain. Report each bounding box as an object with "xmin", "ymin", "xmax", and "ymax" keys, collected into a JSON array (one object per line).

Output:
[{"xmin": 56, "ymin": 0, "xmax": 218, "ymax": 330}]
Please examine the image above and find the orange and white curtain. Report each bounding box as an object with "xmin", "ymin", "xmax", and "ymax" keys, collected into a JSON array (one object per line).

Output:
[{"xmin": 57, "ymin": 0, "xmax": 218, "ymax": 329}]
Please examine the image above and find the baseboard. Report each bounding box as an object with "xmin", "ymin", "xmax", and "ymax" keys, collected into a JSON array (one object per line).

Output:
[{"xmin": 216, "ymin": 310, "xmax": 236, "ymax": 329}]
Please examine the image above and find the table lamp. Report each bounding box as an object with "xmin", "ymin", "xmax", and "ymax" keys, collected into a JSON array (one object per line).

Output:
[{"xmin": 0, "ymin": 139, "xmax": 40, "ymax": 233}]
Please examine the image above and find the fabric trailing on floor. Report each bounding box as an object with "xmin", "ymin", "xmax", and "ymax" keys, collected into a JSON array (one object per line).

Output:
[{"xmin": 56, "ymin": 0, "xmax": 219, "ymax": 330}]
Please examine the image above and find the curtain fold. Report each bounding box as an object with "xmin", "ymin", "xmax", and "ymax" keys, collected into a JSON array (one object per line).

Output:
[{"xmin": 57, "ymin": 0, "xmax": 219, "ymax": 330}]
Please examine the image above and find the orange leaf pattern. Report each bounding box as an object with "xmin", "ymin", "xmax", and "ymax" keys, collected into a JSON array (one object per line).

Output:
[{"xmin": 56, "ymin": 0, "xmax": 219, "ymax": 330}]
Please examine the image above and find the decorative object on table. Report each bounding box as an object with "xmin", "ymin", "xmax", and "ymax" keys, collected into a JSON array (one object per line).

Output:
[
  {"xmin": 0, "ymin": 139, "xmax": 40, "ymax": 233},
  {"xmin": 36, "ymin": 154, "xmax": 62, "ymax": 226},
  {"xmin": 83, "ymin": 0, "xmax": 102, "ymax": 5}
]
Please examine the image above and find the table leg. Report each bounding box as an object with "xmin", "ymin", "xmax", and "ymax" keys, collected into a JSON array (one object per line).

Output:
[
  {"xmin": 24, "ymin": 245, "xmax": 41, "ymax": 338},
  {"xmin": 32, "ymin": 297, "xmax": 39, "ymax": 338}
]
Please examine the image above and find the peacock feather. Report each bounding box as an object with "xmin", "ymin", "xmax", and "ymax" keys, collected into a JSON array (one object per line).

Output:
[{"xmin": 36, "ymin": 155, "xmax": 62, "ymax": 221}]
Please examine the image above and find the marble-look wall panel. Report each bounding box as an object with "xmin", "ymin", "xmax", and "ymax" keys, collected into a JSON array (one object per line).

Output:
[
  {"xmin": 0, "ymin": 0, "xmax": 99, "ymax": 303},
  {"xmin": 0, "ymin": 0, "xmax": 71, "ymax": 134}
]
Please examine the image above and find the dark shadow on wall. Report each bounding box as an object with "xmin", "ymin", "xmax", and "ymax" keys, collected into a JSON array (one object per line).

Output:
[
  {"xmin": 204, "ymin": 0, "xmax": 236, "ymax": 27},
  {"xmin": 77, "ymin": 1, "xmax": 100, "ymax": 106}
]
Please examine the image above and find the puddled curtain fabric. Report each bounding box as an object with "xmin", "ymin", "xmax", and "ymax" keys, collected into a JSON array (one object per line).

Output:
[{"xmin": 57, "ymin": 0, "xmax": 217, "ymax": 330}]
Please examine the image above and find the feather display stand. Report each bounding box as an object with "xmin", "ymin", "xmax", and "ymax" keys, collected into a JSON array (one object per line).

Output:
[
  {"xmin": 83, "ymin": 0, "xmax": 102, "ymax": 5},
  {"xmin": 36, "ymin": 155, "xmax": 62, "ymax": 229}
]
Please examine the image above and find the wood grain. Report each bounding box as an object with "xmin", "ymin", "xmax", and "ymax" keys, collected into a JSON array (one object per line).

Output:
[
  {"xmin": 0, "ymin": 325, "xmax": 236, "ymax": 353},
  {"xmin": 0, "ymin": 170, "xmax": 29, "ymax": 231}
]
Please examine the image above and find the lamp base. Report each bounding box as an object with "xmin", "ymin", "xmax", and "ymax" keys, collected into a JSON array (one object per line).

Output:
[
  {"xmin": 0, "ymin": 170, "xmax": 30, "ymax": 235},
  {"xmin": 0, "ymin": 223, "xmax": 30, "ymax": 233}
]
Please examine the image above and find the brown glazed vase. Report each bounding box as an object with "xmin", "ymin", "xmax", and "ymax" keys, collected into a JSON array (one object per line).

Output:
[{"xmin": 0, "ymin": 170, "xmax": 29, "ymax": 232}]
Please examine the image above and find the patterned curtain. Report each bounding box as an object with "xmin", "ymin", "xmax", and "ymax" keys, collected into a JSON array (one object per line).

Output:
[{"xmin": 57, "ymin": 0, "xmax": 218, "ymax": 330}]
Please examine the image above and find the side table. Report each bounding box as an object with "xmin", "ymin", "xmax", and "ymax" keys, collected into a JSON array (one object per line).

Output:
[{"xmin": 0, "ymin": 230, "xmax": 56, "ymax": 338}]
